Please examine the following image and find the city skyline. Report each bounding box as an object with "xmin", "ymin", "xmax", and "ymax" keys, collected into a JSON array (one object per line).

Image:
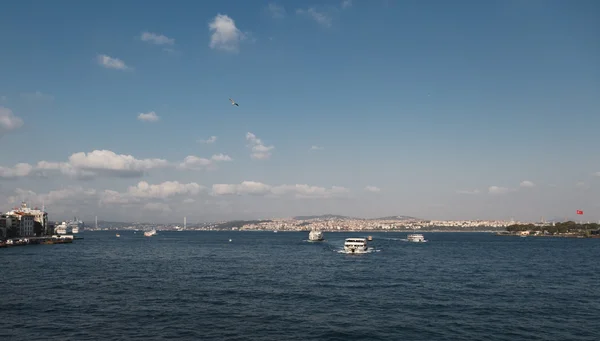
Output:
[{"xmin": 1, "ymin": 0, "xmax": 599, "ymax": 223}]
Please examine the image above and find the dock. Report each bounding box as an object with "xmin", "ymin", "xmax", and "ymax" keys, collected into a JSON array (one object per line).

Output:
[{"xmin": 0, "ymin": 235, "xmax": 75, "ymax": 248}]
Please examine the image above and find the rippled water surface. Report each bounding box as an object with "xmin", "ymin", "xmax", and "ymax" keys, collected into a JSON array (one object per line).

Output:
[{"xmin": 1, "ymin": 231, "xmax": 599, "ymax": 340}]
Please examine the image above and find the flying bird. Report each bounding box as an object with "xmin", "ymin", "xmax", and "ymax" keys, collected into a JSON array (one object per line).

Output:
[{"xmin": 229, "ymin": 98, "xmax": 239, "ymax": 106}]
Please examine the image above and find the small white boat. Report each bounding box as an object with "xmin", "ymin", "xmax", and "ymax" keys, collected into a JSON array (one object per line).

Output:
[
  {"xmin": 144, "ymin": 229, "xmax": 157, "ymax": 237},
  {"xmin": 407, "ymin": 234, "xmax": 427, "ymax": 242},
  {"xmin": 308, "ymin": 229, "xmax": 324, "ymax": 242},
  {"xmin": 344, "ymin": 238, "xmax": 368, "ymax": 253},
  {"xmin": 116, "ymin": 233, "xmax": 120, "ymax": 238}
]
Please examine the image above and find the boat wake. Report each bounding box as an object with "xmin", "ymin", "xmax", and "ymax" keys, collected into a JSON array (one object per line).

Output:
[{"xmin": 380, "ymin": 237, "xmax": 409, "ymax": 242}]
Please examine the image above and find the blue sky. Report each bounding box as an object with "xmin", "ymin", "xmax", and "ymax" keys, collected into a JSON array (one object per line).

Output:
[{"xmin": 1, "ymin": 0, "xmax": 599, "ymax": 223}]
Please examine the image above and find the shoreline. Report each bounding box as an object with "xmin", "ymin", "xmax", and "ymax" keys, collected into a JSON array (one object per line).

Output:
[{"xmin": 84, "ymin": 229, "xmax": 502, "ymax": 233}]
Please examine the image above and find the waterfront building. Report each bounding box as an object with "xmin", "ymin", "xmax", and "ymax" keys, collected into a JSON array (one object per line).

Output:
[{"xmin": 6, "ymin": 202, "xmax": 49, "ymax": 236}]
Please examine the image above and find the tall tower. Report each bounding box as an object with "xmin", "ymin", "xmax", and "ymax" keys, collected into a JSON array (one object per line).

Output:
[
  {"xmin": 184, "ymin": 216, "xmax": 187, "ymax": 229},
  {"xmin": 95, "ymin": 216, "xmax": 98, "ymax": 229}
]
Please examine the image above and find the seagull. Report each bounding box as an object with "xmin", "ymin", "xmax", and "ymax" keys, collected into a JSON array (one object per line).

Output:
[{"xmin": 229, "ymin": 98, "xmax": 239, "ymax": 106}]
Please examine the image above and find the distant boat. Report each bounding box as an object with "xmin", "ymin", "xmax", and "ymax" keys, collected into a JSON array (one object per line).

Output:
[
  {"xmin": 144, "ymin": 229, "xmax": 157, "ymax": 237},
  {"xmin": 367, "ymin": 236, "xmax": 373, "ymax": 241},
  {"xmin": 407, "ymin": 234, "xmax": 427, "ymax": 243},
  {"xmin": 308, "ymin": 229, "xmax": 324, "ymax": 242},
  {"xmin": 116, "ymin": 233, "xmax": 120, "ymax": 238}
]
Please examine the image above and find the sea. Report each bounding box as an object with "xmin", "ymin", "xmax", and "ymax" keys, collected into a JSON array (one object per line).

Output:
[{"xmin": 1, "ymin": 231, "xmax": 599, "ymax": 340}]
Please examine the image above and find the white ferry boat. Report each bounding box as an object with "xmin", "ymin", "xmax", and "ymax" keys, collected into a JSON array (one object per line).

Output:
[
  {"xmin": 144, "ymin": 229, "xmax": 157, "ymax": 237},
  {"xmin": 407, "ymin": 234, "xmax": 427, "ymax": 242},
  {"xmin": 308, "ymin": 229, "xmax": 324, "ymax": 242},
  {"xmin": 344, "ymin": 238, "xmax": 368, "ymax": 253}
]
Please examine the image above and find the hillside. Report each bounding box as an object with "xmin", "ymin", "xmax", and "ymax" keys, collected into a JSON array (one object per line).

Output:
[
  {"xmin": 292, "ymin": 214, "xmax": 354, "ymax": 220},
  {"xmin": 370, "ymin": 215, "xmax": 421, "ymax": 221},
  {"xmin": 293, "ymin": 214, "xmax": 422, "ymax": 221}
]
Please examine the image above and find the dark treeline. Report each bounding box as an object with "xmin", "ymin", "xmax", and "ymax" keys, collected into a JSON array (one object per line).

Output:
[
  {"xmin": 506, "ymin": 221, "xmax": 600, "ymax": 234},
  {"xmin": 213, "ymin": 220, "xmax": 273, "ymax": 229}
]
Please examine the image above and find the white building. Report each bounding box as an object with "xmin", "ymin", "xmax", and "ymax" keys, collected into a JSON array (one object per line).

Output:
[{"xmin": 6, "ymin": 202, "xmax": 48, "ymax": 236}]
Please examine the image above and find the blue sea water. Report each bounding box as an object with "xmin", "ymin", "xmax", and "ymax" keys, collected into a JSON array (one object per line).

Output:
[{"xmin": 1, "ymin": 231, "xmax": 599, "ymax": 340}]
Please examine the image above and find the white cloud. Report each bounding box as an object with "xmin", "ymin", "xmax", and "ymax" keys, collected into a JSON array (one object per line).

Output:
[
  {"xmin": 35, "ymin": 161, "xmax": 95, "ymax": 180},
  {"xmin": 99, "ymin": 190, "xmax": 132, "ymax": 205},
  {"xmin": 9, "ymin": 186, "xmax": 97, "ymax": 206},
  {"xmin": 140, "ymin": 31, "xmax": 175, "ymax": 45},
  {"xmin": 212, "ymin": 181, "xmax": 272, "ymax": 196},
  {"xmin": 211, "ymin": 153, "xmax": 233, "ymax": 162},
  {"xmin": 126, "ymin": 181, "xmax": 204, "ymax": 199},
  {"xmin": 364, "ymin": 186, "xmax": 381, "ymax": 193},
  {"xmin": 0, "ymin": 106, "xmax": 24, "ymax": 135},
  {"xmin": 20, "ymin": 91, "xmax": 54, "ymax": 101},
  {"xmin": 456, "ymin": 189, "xmax": 480, "ymax": 195},
  {"xmin": 178, "ymin": 154, "xmax": 233, "ymax": 171},
  {"xmin": 310, "ymin": 145, "xmax": 324, "ymax": 150},
  {"xmin": 208, "ymin": 14, "xmax": 247, "ymax": 52},
  {"xmin": 246, "ymin": 132, "xmax": 274, "ymax": 160},
  {"xmin": 97, "ymin": 54, "xmax": 130, "ymax": 70},
  {"xmin": 66, "ymin": 150, "xmax": 169, "ymax": 178},
  {"xmin": 488, "ymin": 186, "xmax": 514, "ymax": 195},
  {"xmin": 211, "ymin": 181, "xmax": 350, "ymax": 199},
  {"xmin": 267, "ymin": 3, "xmax": 286, "ymax": 18},
  {"xmin": 296, "ymin": 8, "xmax": 332, "ymax": 27},
  {"xmin": 143, "ymin": 202, "xmax": 172, "ymax": 212},
  {"xmin": 1, "ymin": 149, "xmax": 236, "ymax": 181},
  {"xmin": 198, "ymin": 136, "xmax": 217, "ymax": 144},
  {"xmin": 341, "ymin": 0, "xmax": 353, "ymax": 9},
  {"xmin": 520, "ymin": 180, "xmax": 535, "ymax": 188},
  {"xmin": 137, "ymin": 111, "xmax": 159, "ymax": 122},
  {"xmin": 0, "ymin": 163, "xmax": 33, "ymax": 179},
  {"xmin": 99, "ymin": 180, "xmax": 206, "ymax": 207}
]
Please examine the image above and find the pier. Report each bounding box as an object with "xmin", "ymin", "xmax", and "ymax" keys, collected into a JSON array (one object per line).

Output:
[{"xmin": 0, "ymin": 235, "xmax": 76, "ymax": 248}]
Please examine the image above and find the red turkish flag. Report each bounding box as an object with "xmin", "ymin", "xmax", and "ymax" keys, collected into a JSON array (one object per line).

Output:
[{"xmin": 576, "ymin": 210, "xmax": 583, "ymax": 215}]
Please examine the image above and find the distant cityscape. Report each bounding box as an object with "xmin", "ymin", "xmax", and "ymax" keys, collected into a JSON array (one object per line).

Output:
[
  {"xmin": 0, "ymin": 201, "xmax": 589, "ymax": 240},
  {"xmin": 83, "ymin": 215, "xmax": 555, "ymax": 233}
]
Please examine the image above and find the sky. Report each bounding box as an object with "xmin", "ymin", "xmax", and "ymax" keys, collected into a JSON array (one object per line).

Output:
[{"xmin": 0, "ymin": 0, "xmax": 599, "ymax": 224}]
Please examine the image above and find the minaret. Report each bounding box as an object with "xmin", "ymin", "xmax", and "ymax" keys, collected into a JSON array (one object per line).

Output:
[
  {"xmin": 95, "ymin": 216, "xmax": 98, "ymax": 229},
  {"xmin": 184, "ymin": 216, "xmax": 187, "ymax": 229}
]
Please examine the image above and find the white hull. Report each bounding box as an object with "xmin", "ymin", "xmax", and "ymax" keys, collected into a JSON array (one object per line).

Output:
[
  {"xmin": 54, "ymin": 222, "xmax": 71, "ymax": 234},
  {"xmin": 344, "ymin": 246, "xmax": 368, "ymax": 253},
  {"xmin": 407, "ymin": 234, "xmax": 426, "ymax": 242},
  {"xmin": 144, "ymin": 229, "xmax": 157, "ymax": 237},
  {"xmin": 308, "ymin": 230, "xmax": 324, "ymax": 241},
  {"xmin": 344, "ymin": 238, "xmax": 368, "ymax": 253}
]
